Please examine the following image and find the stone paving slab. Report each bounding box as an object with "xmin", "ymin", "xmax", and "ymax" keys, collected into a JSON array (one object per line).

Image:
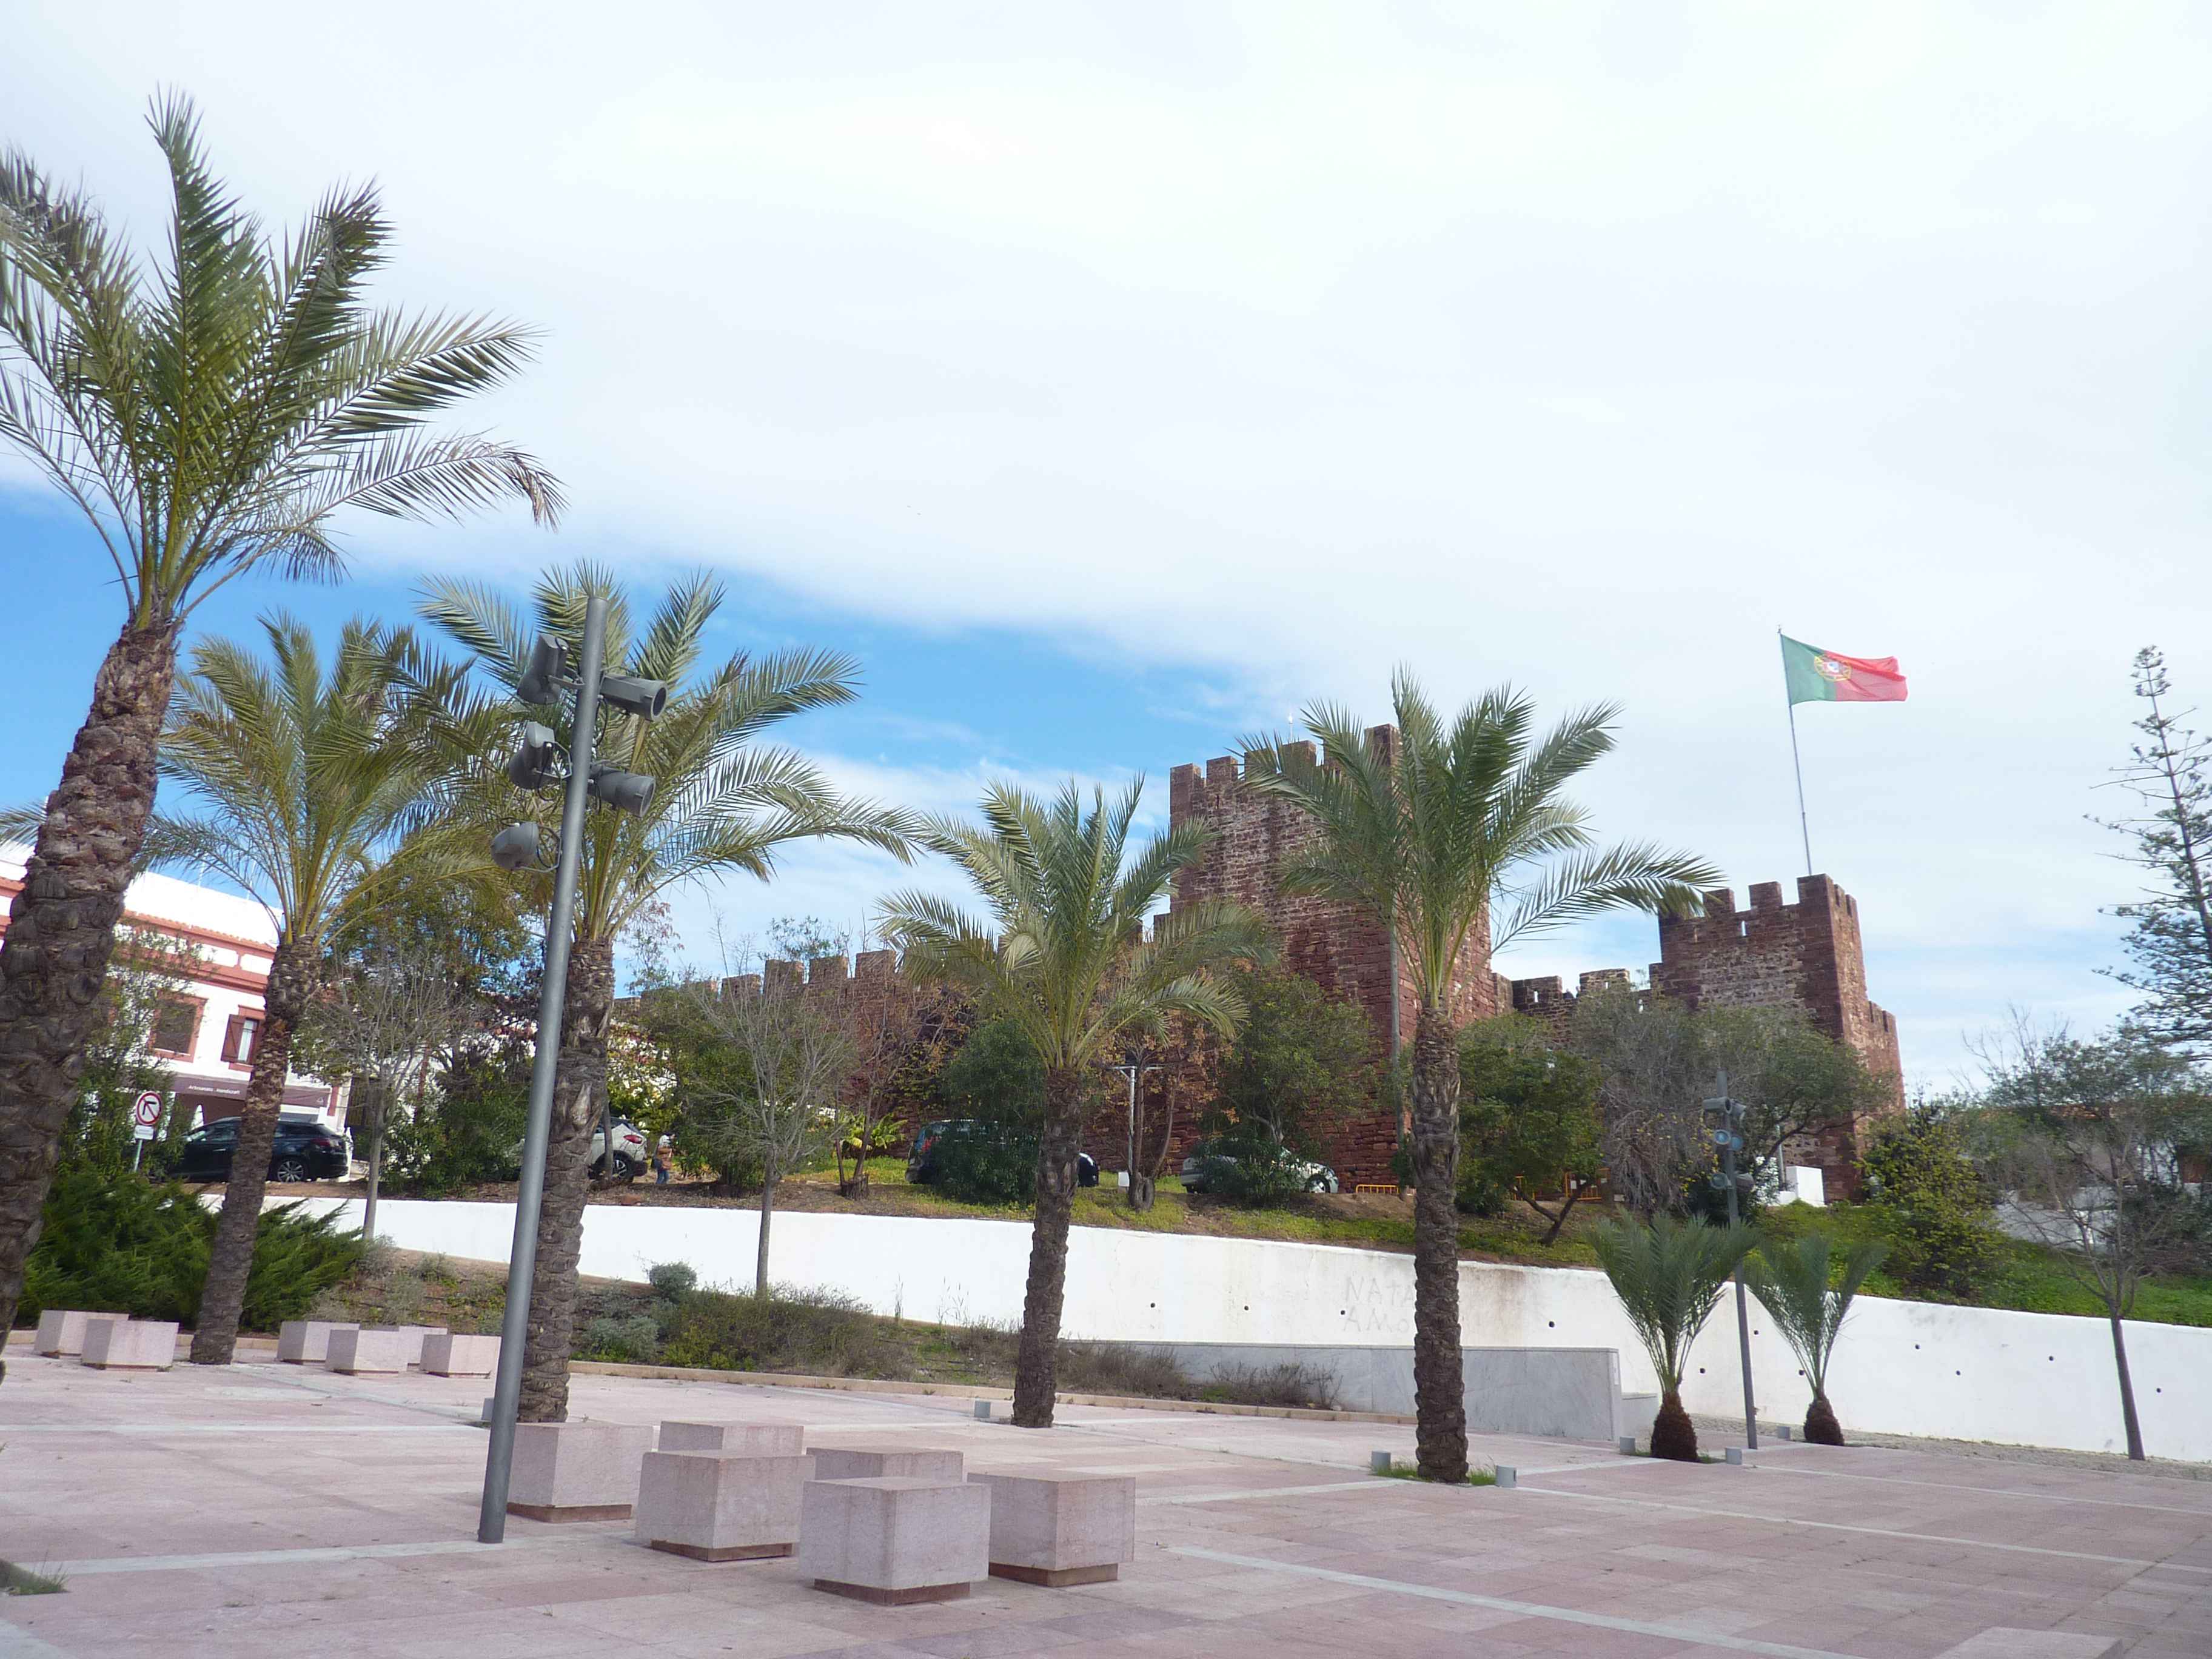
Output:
[{"xmin": 0, "ymin": 1354, "xmax": 2206, "ymax": 1657}]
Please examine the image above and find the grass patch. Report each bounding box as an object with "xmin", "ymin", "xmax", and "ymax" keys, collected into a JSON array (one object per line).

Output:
[
  {"xmin": 1, "ymin": 1560, "xmax": 66, "ymax": 1595},
  {"xmin": 1375, "ymin": 1460, "xmax": 1500, "ymax": 1486}
]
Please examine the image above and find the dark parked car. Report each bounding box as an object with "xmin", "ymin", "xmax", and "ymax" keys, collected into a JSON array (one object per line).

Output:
[
  {"xmin": 176, "ymin": 1116, "xmax": 352, "ymax": 1184},
  {"xmin": 907, "ymin": 1119, "xmax": 1098, "ymax": 1187}
]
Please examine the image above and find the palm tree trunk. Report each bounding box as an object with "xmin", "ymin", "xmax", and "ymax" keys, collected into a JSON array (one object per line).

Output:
[
  {"xmin": 1407, "ymin": 999, "xmax": 1469, "ymax": 1481},
  {"xmin": 0, "ymin": 619, "xmax": 179, "ymax": 1367},
  {"xmin": 1651, "ymin": 1389, "xmax": 1699, "ymax": 1461},
  {"xmin": 1803, "ymin": 1391, "xmax": 1844, "ymax": 1446},
  {"xmin": 192, "ymin": 937, "xmax": 315, "ymax": 1364},
  {"xmin": 756, "ymin": 1174, "xmax": 775, "ymax": 1298},
  {"xmin": 2108, "ymin": 1302, "xmax": 2145, "ymax": 1461},
  {"xmin": 1011, "ymin": 1067, "xmax": 1082, "ymax": 1428},
  {"xmin": 517, "ymin": 935, "xmax": 613, "ymax": 1424}
]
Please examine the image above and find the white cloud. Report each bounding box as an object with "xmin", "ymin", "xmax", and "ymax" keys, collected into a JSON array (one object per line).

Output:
[{"xmin": 6, "ymin": 1, "xmax": 2208, "ymax": 1078}]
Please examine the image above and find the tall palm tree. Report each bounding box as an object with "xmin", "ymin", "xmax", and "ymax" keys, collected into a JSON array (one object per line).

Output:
[
  {"xmin": 1594, "ymin": 1215, "xmax": 1758, "ymax": 1461},
  {"xmin": 0, "ymin": 94, "xmax": 558, "ymax": 1353},
  {"xmin": 1743, "ymin": 1233, "xmax": 1889, "ymax": 1446},
  {"xmin": 154, "ymin": 616, "xmax": 466, "ymax": 1363},
  {"xmin": 881, "ymin": 781, "xmax": 1272, "ymax": 1426},
  {"xmin": 1242, "ymin": 673, "xmax": 1717, "ymax": 1480},
  {"xmin": 422, "ymin": 565, "xmax": 911, "ymax": 1421}
]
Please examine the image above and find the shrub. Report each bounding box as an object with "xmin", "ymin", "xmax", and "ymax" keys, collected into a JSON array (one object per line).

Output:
[
  {"xmin": 1857, "ymin": 1110, "xmax": 2003, "ymax": 1299},
  {"xmin": 382, "ymin": 1044, "xmax": 532, "ymax": 1195},
  {"xmin": 1188, "ymin": 1134, "xmax": 1316, "ymax": 1207},
  {"xmin": 646, "ymin": 1262, "xmax": 699, "ymax": 1299},
  {"xmin": 21, "ymin": 1168, "xmax": 362, "ymax": 1330},
  {"xmin": 933, "ymin": 1126, "xmax": 1037, "ymax": 1204},
  {"xmin": 659, "ymin": 1285, "xmax": 908, "ymax": 1378},
  {"xmin": 581, "ymin": 1312, "xmax": 663, "ymax": 1363}
]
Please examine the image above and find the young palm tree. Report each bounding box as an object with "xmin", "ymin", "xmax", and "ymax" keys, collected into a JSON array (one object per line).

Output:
[
  {"xmin": 0, "ymin": 95, "xmax": 558, "ymax": 1351},
  {"xmin": 1242, "ymin": 672, "xmax": 1717, "ymax": 1480},
  {"xmin": 154, "ymin": 616, "xmax": 466, "ymax": 1363},
  {"xmin": 422, "ymin": 565, "xmax": 912, "ymax": 1420},
  {"xmin": 1594, "ymin": 1215, "xmax": 1758, "ymax": 1461},
  {"xmin": 881, "ymin": 781, "xmax": 1273, "ymax": 1426},
  {"xmin": 1743, "ymin": 1233, "xmax": 1889, "ymax": 1446}
]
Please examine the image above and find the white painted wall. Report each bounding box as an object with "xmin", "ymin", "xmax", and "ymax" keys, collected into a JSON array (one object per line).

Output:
[{"xmin": 293, "ymin": 1195, "xmax": 2212, "ymax": 1463}]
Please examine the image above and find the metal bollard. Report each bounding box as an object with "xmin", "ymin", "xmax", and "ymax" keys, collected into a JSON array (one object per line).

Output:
[
  {"xmin": 974, "ymin": 1399, "xmax": 993, "ymax": 1421},
  {"xmin": 1775, "ymin": 1424, "xmax": 1792, "ymax": 1441},
  {"xmin": 1617, "ymin": 1435, "xmax": 1637, "ymax": 1455},
  {"xmin": 1370, "ymin": 1450, "xmax": 1393, "ymax": 1474},
  {"xmin": 1492, "ymin": 1464, "xmax": 1516, "ymax": 1489},
  {"xmin": 1725, "ymin": 1446, "xmax": 1745, "ymax": 1466}
]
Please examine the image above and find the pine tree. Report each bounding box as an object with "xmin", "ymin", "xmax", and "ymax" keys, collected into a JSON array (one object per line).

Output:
[{"xmin": 2099, "ymin": 649, "xmax": 2212, "ymax": 1053}]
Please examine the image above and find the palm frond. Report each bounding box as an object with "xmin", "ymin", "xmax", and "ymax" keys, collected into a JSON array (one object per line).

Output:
[
  {"xmin": 1742, "ymin": 1233, "xmax": 1889, "ymax": 1395},
  {"xmin": 1592, "ymin": 1215, "xmax": 1757, "ymax": 1393}
]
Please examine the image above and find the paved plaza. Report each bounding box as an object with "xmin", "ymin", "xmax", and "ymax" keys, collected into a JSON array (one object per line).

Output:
[{"xmin": 1, "ymin": 1353, "xmax": 2207, "ymax": 1658}]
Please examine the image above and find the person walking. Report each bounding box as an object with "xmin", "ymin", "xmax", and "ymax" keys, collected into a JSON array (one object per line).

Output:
[{"xmin": 654, "ymin": 1136, "xmax": 674, "ymax": 1187}]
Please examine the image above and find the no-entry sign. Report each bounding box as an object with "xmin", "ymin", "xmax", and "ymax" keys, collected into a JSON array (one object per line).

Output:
[{"xmin": 132, "ymin": 1091, "xmax": 164, "ymax": 1139}]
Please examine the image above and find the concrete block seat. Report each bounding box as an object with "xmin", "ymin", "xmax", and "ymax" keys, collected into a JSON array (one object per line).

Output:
[
  {"xmin": 659, "ymin": 1421, "xmax": 803, "ymax": 1455},
  {"xmin": 507, "ymin": 1421, "xmax": 656, "ymax": 1522},
  {"xmin": 636, "ymin": 1450, "xmax": 810, "ymax": 1561},
  {"xmin": 326, "ymin": 1327, "xmax": 414, "ymax": 1375},
  {"xmin": 800, "ymin": 1476, "xmax": 989, "ymax": 1606},
  {"xmin": 808, "ymin": 1446, "xmax": 962, "ymax": 1481},
  {"xmin": 82, "ymin": 1320, "xmax": 177, "ymax": 1370},
  {"xmin": 969, "ymin": 1467, "xmax": 1136, "ymax": 1587},
  {"xmin": 34, "ymin": 1310, "xmax": 122, "ymax": 1357},
  {"xmin": 390, "ymin": 1324, "xmax": 447, "ymax": 1367},
  {"xmin": 277, "ymin": 1320, "xmax": 357, "ymax": 1364},
  {"xmin": 421, "ymin": 1333, "xmax": 498, "ymax": 1376}
]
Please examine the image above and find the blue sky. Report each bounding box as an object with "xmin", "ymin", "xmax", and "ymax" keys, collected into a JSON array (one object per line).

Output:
[{"xmin": 9, "ymin": 3, "xmax": 2211, "ymax": 1088}]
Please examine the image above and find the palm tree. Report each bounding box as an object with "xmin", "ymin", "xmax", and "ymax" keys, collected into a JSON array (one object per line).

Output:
[
  {"xmin": 1743, "ymin": 1233, "xmax": 1889, "ymax": 1446},
  {"xmin": 1594, "ymin": 1215, "xmax": 1758, "ymax": 1461},
  {"xmin": 154, "ymin": 616, "xmax": 466, "ymax": 1363},
  {"xmin": 422, "ymin": 565, "xmax": 911, "ymax": 1421},
  {"xmin": 881, "ymin": 781, "xmax": 1273, "ymax": 1426},
  {"xmin": 1241, "ymin": 672, "xmax": 1717, "ymax": 1480},
  {"xmin": 0, "ymin": 94, "xmax": 558, "ymax": 1353}
]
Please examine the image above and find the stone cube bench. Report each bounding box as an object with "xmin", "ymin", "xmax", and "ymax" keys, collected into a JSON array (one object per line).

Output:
[
  {"xmin": 799, "ymin": 1476, "xmax": 989, "ymax": 1606},
  {"xmin": 389, "ymin": 1324, "xmax": 447, "ymax": 1367},
  {"xmin": 277, "ymin": 1320, "xmax": 357, "ymax": 1364},
  {"xmin": 636, "ymin": 1450, "xmax": 810, "ymax": 1561},
  {"xmin": 969, "ymin": 1467, "xmax": 1136, "ymax": 1586},
  {"xmin": 507, "ymin": 1421, "xmax": 657, "ymax": 1522},
  {"xmin": 34, "ymin": 1310, "xmax": 122, "ymax": 1357},
  {"xmin": 421, "ymin": 1333, "xmax": 498, "ymax": 1376},
  {"xmin": 808, "ymin": 1446, "xmax": 962, "ymax": 1482},
  {"xmin": 327, "ymin": 1327, "xmax": 416, "ymax": 1375},
  {"xmin": 659, "ymin": 1421, "xmax": 803, "ymax": 1456},
  {"xmin": 81, "ymin": 1319, "xmax": 178, "ymax": 1370}
]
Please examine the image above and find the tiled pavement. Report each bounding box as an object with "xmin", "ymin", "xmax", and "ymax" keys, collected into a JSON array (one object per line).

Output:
[{"xmin": 1, "ymin": 1355, "xmax": 2206, "ymax": 1658}]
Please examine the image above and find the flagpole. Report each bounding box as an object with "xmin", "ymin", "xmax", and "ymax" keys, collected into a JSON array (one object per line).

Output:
[{"xmin": 1780, "ymin": 628, "xmax": 1813, "ymax": 877}]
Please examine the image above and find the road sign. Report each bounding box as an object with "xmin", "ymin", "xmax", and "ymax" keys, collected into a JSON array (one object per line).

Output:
[{"xmin": 132, "ymin": 1091, "xmax": 164, "ymax": 1140}]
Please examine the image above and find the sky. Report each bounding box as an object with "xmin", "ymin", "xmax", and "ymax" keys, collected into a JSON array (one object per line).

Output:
[{"xmin": 5, "ymin": 1, "xmax": 2210, "ymax": 1092}]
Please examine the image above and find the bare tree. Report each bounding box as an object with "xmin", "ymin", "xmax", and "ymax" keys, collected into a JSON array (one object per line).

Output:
[
  {"xmin": 669, "ymin": 970, "xmax": 855, "ymax": 1295},
  {"xmin": 1972, "ymin": 1017, "xmax": 2211, "ymax": 1460},
  {"xmin": 1570, "ymin": 984, "xmax": 1705, "ymax": 1218}
]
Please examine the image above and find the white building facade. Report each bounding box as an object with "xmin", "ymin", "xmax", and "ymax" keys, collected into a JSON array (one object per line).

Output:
[{"xmin": 0, "ymin": 845, "xmax": 346, "ymax": 1135}]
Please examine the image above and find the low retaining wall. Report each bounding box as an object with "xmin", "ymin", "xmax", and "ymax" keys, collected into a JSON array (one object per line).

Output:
[
  {"xmin": 1109, "ymin": 1341, "xmax": 1656, "ymax": 1441},
  {"xmin": 286, "ymin": 1195, "xmax": 2212, "ymax": 1461}
]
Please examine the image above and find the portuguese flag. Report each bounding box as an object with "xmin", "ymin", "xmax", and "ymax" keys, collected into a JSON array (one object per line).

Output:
[{"xmin": 1780, "ymin": 635, "xmax": 1908, "ymax": 705}]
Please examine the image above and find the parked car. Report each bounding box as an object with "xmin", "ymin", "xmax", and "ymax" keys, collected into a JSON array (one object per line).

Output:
[
  {"xmin": 508, "ymin": 1118, "xmax": 649, "ymax": 1181},
  {"xmin": 176, "ymin": 1115, "xmax": 352, "ymax": 1184},
  {"xmin": 1179, "ymin": 1144, "xmax": 1339, "ymax": 1195},
  {"xmin": 907, "ymin": 1119, "xmax": 1099, "ymax": 1187}
]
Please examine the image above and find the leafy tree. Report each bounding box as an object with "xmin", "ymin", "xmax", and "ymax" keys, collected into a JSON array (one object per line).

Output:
[
  {"xmin": 422, "ymin": 564, "xmax": 910, "ymax": 1421},
  {"xmin": 1456, "ymin": 1015, "xmax": 1602, "ymax": 1244},
  {"xmin": 64, "ymin": 929, "xmax": 198, "ymax": 1178},
  {"xmin": 1741, "ymin": 1233, "xmax": 1889, "ymax": 1444},
  {"xmin": 1205, "ymin": 967, "xmax": 1376, "ymax": 1156},
  {"xmin": 152, "ymin": 617, "xmax": 462, "ymax": 1364},
  {"xmin": 935, "ymin": 1018, "xmax": 1047, "ymax": 1130},
  {"xmin": 1593, "ymin": 1215, "xmax": 1756, "ymax": 1462},
  {"xmin": 1856, "ymin": 1106, "xmax": 2002, "ymax": 1300},
  {"xmin": 380, "ymin": 1038, "xmax": 533, "ymax": 1196},
  {"xmin": 1698, "ymin": 1006, "xmax": 1882, "ymax": 1193},
  {"xmin": 1972, "ymin": 1022, "xmax": 2212, "ymax": 1460},
  {"xmin": 2097, "ymin": 649, "xmax": 2212, "ymax": 1053},
  {"xmin": 882, "ymin": 780, "xmax": 1271, "ymax": 1427},
  {"xmin": 1568, "ymin": 985, "xmax": 1706, "ymax": 1219},
  {"xmin": 0, "ymin": 95, "xmax": 557, "ymax": 1355},
  {"xmin": 1244, "ymin": 677, "xmax": 1715, "ymax": 1480}
]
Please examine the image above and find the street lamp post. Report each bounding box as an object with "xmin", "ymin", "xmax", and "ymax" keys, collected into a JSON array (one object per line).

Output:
[
  {"xmin": 1102, "ymin": 1049, "xmax": 1162, "ymax": 1200},
  {"xmin": 477, "ymin": 595, "xmax": 662, "ymax": 1544},
  {"xmin": 1703, "ymin": 1070, "xmax": 1759, "ymax": 1454}
]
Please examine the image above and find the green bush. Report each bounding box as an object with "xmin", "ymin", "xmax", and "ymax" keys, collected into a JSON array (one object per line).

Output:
[
  {"xmin": 382, "ymin": 1045, "xmax": 532, "ymax": 1195},
  {"xmin": 21, "ymin": 1167, "xmax": 363, "ymax": 1330},
  {"xmin": 659, "ymin": 1285, "xmax": 908, "ymax": 1377},
  {"xmin": 933, "ymin": 1126, "xmax": 1037, "ymax": 1204},
  {"xmin": 646, "ymin": 1262, "xmax": 699, "ymax": 1299},
  {"xmin": 1188, "ymin": 1134, "xmax": 1316, "ymax": 1207},
  {"xmin": 581, "ymin": 1312, "xmax": 663, "ymax": 1362},
  {"xmin": 1856, "ymin": 1110, "xmax": 2004, "ymax": 1299}
]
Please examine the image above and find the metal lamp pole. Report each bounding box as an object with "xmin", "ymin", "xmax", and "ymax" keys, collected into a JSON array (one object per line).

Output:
[
  {"xmin": 478, "ymin": 596, "xmax": 608, "ymax": 1544},
  {"xmin": 1105, "ymin": 1052, "xmax": 1161, "ymax": 1198}
]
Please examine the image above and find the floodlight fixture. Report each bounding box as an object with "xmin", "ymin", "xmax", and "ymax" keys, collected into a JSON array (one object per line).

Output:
[
  {"xmin": 588, "ymin": 765, "xmax": 655, "ymax": 815},
  {"xmin": 506, "ymin": 720, "xmax": 563, "ymax": 791},
  {"xmin": 598, "ymin": 674, "xmax": 668, "ymax": 719},
  {"xmin": 517, "ymin": 637, "xmax": 569, "ymax": 706},
  {"xmin": 490, "ymin": 822, "xmax": 554, "ymax": 872}
]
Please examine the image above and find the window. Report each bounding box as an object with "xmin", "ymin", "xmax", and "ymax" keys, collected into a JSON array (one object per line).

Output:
[
  {"xmin": 150, "ymin": 1000, "xmax": 201, "ymax": 1058},
  {"xmin": 221, "ymin": 1013, "xmax": 263, "ymax": 1067}
]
